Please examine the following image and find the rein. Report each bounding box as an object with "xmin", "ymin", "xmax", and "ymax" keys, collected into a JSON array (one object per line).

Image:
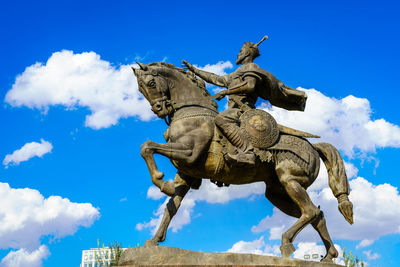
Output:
[
  {"xmin": 152, "ymin": 96, "xmax": 218, "ymax": 126},
  {"xmin": 169, "ymin": 106, "xmax": 218, "ymax": 124}
]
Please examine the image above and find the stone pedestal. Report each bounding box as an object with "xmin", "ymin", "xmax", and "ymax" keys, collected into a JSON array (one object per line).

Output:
[{"xmin": 117, "ymin": 246, "xmax": 341, "ymax": 266}]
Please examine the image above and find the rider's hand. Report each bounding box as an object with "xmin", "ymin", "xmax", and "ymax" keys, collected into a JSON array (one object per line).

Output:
[
  {"xmin": 213, "ymin": 92, "xmax": 226, "ymax": 101},
  {"xmin": 182, "ymin": 60, "xmax": 194, "ymax": 72}
]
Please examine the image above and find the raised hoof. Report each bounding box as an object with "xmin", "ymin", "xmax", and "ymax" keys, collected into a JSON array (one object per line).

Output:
[
  {"xmin": 280, "ymin": 243, "xmax": 295, "ymax": 258},
  {"xmin": 144, "ymin": 239, "xmax": 159, "ymax": 247},
  {"xmin": 153, "ymin": 171, "xmax": 164, "ymax": 180}
]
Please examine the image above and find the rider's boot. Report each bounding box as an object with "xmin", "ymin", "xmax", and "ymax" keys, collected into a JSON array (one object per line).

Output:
[
  {"xmin": 227, "ymin": 146, "xmax": 255, "ymax": 166},
  {"xmin": 222, "ymin": 124, "xmax": 255, "ymax": 166}
]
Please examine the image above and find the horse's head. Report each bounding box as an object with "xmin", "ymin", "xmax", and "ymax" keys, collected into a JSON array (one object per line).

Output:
[
  {"xmin": 132, "ymin": 62, "xmax": 173, "ymax": 119},
  {"xmin": 133, "ymin": 62, "xmax": 216, "ymax": 120}
]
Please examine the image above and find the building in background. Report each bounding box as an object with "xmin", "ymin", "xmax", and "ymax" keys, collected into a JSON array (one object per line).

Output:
[
  {"xmin": 80, "ymin": 247, "xmax": 127, "ymax": 267},
  {"xmin": 303, "ymin": 253, "xmax": 324, "ymax": 262}
]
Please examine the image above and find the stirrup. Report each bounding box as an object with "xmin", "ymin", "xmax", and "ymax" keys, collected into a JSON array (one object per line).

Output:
[{"xmin": 227, "ymin": 150, "xmax": 255, "ymax": 165}]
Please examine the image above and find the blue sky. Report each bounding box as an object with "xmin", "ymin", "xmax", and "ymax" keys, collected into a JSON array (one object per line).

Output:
[{"xmin": 1, "ymin": 0, "xmax": 400, "ymax": 266}]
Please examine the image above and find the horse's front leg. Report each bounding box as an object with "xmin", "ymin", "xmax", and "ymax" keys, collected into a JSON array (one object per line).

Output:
[
  {"xmin": 141, "ymin": 140, "xmax": 192, "ymax": 190},
  {"xmin": 144, "ymin": 172, "xmax": 193, "ymax": 247}
]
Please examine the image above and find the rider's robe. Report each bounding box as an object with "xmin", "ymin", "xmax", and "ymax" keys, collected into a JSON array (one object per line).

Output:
[{"xmin": 234, "ymin": 63, "xmax": 307, "ymax": 111}]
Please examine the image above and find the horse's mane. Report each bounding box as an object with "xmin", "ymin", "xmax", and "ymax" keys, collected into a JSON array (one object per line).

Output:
[{"xmin": 147, "ymin": 62, "xmax": 209, "ymax": 96}]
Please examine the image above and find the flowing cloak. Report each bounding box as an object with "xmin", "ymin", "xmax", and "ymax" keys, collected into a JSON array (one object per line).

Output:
[{"xmin": 235, "ymin": 63, "xmax": 307, "ymax": 111}]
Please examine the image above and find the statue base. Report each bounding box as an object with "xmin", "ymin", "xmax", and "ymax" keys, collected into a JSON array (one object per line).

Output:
[{"xmin": 117, "ymin": 246, "xmax": 341, "ymax": 266}]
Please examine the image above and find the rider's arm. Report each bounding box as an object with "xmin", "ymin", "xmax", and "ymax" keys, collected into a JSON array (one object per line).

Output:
[
  {"xmin": 219, "ymin": 76, "xmax": 257, "ymax": 96},
  {"xmin": 192, "ymin": 68, "xmax": 228, "ymax": 87},
  {"xmin": 182, "ymin": 60, "xmax": 228, "ymax": 87}
]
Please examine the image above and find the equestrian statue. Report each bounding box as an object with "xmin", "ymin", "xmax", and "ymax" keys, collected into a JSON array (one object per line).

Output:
[{"xmin": 132, "ymin": 36, "xmax": 354, "ymax": 262}]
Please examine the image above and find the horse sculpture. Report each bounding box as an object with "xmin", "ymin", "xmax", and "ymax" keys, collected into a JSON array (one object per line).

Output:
[{"xmin": 132, "ymin": 62, "xmax": 353, "ymax": 262}]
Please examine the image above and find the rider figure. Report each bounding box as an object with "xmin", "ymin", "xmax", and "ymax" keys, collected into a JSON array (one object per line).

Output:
[{"xmin": 182, "ymin": 36, "xmax": 307, "ymax": 166}]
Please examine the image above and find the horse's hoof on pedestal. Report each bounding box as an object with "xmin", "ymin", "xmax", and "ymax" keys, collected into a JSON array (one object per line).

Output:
[
  {"xmin": 280, "ymin": 243, "xmax": 295, "ymax": 258},
  {"xmin": 144, "ymin": 239, "xmax": 159, "ymax": 247},
  {"xmin": 321, "ymin": 257, "xmax": 333, "ymax": 263}
]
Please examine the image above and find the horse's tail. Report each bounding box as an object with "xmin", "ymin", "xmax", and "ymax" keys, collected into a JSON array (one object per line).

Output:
[{"xmin": 313, "ymin": 142, "xmax": 354, "ymax": 224}]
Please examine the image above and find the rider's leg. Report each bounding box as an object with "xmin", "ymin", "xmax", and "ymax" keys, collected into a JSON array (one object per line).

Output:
[{"xmin": 215, "ymin": 109, "xmax": 255, "ymax": 165}]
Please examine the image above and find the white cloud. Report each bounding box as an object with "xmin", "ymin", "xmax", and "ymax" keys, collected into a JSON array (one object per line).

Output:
[
  {"xmin": 356, "ymin": 239, "xmax": 374, "ymax": 249},
  {"xmin": 293, "ymin": 242, "xmax": 344, "ymax": 265},
  {"xmin": 261, "ymin": 88, "xmax": 400, "ymax": 157},
  {"xmin": 147, "ymin": 185, "xmax": 165, "ymax": 200},
  {"xmin": 0, "ymin": 245, "xmax": 50, "ymax": 267},
  {"xmin": 251, "ymin": 176, "xmax": 400, "ymax": 244},
  {"xmin": 136, "ymin": 181, "xmax": 265, "ymax": 234},
  {"xmin": 136, "ymin": 196, "xmax": 196, "ymax": 235},
  {"xmin": 226, "ymin": 238, "xmax": 345, "ymax": 264},
  {"xmin": 3, "ymin": 139, "xmax": 52, "ymax": 167},
  {"xmin": 196, "ymin": 61, "xmax": 233, "ymax": 76},
  {"xmin": 363, "ymin": 250, "xmax": 380, "ymax": 260},
  {"xmin": 0, "ymin": 182, "xmax": 100, "ymax": 250},
  {"xmin": 5, "ymin": 50, "xmax": 153, "ymax": 129},
  {"xmin": 227, "ymin": 236, "xmax": 280, "ymax": 256},
  {"xmin": 189, "ymin": 180, "xmax": 265, "ymax": 204},
  {"xmin": 195, "ymin": 61, "xmax": 233, "ymax": 91}
]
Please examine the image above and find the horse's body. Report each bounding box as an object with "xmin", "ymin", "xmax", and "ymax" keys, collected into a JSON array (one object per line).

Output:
[{"xmin": 133, "ymin": 62, "xmax": 353, "ymax": 262}]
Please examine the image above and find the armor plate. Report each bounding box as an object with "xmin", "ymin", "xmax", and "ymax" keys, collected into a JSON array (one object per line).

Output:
[{"xmin": 240, "ymin": 109, "xmax": 279, "ymax": 149}]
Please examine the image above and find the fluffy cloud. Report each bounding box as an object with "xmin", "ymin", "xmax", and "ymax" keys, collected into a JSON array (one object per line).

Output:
[
  {"xmin": 227, "ymin": 236, "xmax": 280, "ymax": 256},
  {"xmin": 196, "ymin": 61, "xmax": 233, "ymax": 76},
  {"xmin": 196, "ymin": 61, "xmax": 233, "ymax": 91},
  {"xmin": 0, "ymin": 182, "xmax": 100, "ymax": 249},
  {"xmin": 5, "ymin": 50, "xmax": 153, "ymax": 129},
  {"xmin": 293, "ymin": 242, "xmax": 344, "ymax": 264},
  {"xmin": 363, "ymin": 250, "xmax": 380, "ymax": 260},
  {"xmin": 251, "ymin": 176, "xmax": 400, "ymax": 244},
  {"xmin": 5, "ymin": 52, "xmax": 235, "ymax": 129},
  {"xmin": 226, "ymin": 238, "xmax": 345, "ymax": 264},
  {"xmin": 262, "ymin": 88, "xmax": 400, "ymax": 157},
  {"xmin": 0, "ymin": 245, "xmax": 50, "ymax": 267},
  {"xmin": 136, "ymin": 196, "xmax": 196, "ymax": 235},
  {"xmin": 356, "ymin": 239, "xmax": 374, "ymax": 249},
  {"xmin": 136, "ymin": 181, "xmax": 265, "ymax": 234},
  {"xmin": 3, "ymin": 139, "xmax": 52, "ymax": 167}
]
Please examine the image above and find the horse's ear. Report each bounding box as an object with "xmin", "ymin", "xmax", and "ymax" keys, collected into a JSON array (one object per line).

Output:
[
  {"xmin": 136, "ymin": 61, "xmax": 148, "ymax": 71},
  {"xmin": 131, "ymin": 67, "xmax": 138, "ymax": 76}
]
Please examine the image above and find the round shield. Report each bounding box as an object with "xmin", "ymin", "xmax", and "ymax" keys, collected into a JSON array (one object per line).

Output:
[{"xmin": 240, "ymin": 109, "xmax": 279, "ymax": 149}]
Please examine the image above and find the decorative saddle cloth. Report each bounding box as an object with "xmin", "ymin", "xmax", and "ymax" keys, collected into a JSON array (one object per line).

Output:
[{"xmin": 238, "ymin": 109, "xmax": 317, "ymax": 166}]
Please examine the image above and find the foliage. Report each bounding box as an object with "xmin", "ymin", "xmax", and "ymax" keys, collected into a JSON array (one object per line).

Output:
[
  {"xmin": 343, "ymin": 247, "xmax": 365, "ymax": 267},
  {"xmin": 94, "ymin": 239, "xmax": 124, "ymax": 266}
]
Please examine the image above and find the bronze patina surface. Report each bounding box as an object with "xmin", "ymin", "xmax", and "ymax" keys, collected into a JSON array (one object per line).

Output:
[
  {"xmin": 117, "ymin": 246, "xmax": 342, "ymax": 266},
  {"xmin": 130, "ymin": 37, "xmax": 353, "ymax": 263}
]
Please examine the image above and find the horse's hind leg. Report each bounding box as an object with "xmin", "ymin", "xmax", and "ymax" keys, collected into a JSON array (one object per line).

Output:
[
  {"xmin": 311, "ymin": 211, "xmax": 338, "ymax": 262},
  {"xmin": 275, "ymin": 160, "xmax": 320, "ymax": 258},
  {"xmin": 144, "ymin": 172, "xmax": 192, "ymax": 247},
  {"xmin": 266, "ymin": 178, "xmax": 338, "ymax": 262}
]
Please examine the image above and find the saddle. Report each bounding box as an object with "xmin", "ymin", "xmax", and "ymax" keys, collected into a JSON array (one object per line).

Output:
[{"xmin": 222, "ymin": 109, "xmax": 319, "ymax": 165}]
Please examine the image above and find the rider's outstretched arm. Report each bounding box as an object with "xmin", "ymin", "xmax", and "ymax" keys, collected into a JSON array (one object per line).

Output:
[
  {"xmin": 192, "ymin": 69, "xmax": 228, "ymax": 87},
  {"xmin": 182, "ymin": 60, "xmax": 228, "ymax": 87}
]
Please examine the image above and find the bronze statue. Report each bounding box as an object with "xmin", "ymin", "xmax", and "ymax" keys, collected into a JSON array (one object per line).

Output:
[
  {"xmin": 182, "ymin": 36, "xmax": 307, "ymax": 166},
  {"xmin": 132, "ymin": 39, "xmax": 353, "ymax": 262}
]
